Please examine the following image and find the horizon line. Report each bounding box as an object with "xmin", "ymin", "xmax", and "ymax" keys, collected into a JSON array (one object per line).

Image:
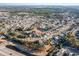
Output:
[{"xmin": 0, "ymin": 3, "xmax": 79, "ymax": 6}]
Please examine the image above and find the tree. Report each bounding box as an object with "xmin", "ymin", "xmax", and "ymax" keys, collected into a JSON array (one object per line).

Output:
[{"xmin": 67, "ymin": 32, "xmax": 76, "ymax": 47}]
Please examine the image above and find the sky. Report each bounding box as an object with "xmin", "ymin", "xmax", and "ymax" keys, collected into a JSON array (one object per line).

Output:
[{"xmin": 0, "ymin": 0, "xmax": 79, "ymax": 5}]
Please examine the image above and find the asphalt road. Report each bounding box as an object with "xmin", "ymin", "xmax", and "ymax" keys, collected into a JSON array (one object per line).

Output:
[
  {"xmin": 0, "ymin": 46, "xmax": 26, "ymax": 56},
  {"xmin": 0, "ymin": 41, "xmax": 25, "ymax": 56}
]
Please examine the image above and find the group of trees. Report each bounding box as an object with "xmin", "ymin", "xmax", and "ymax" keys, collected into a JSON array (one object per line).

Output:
[{"xmin": 66, "ymin": 32, "xmax": 79, "ymax": 48}]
